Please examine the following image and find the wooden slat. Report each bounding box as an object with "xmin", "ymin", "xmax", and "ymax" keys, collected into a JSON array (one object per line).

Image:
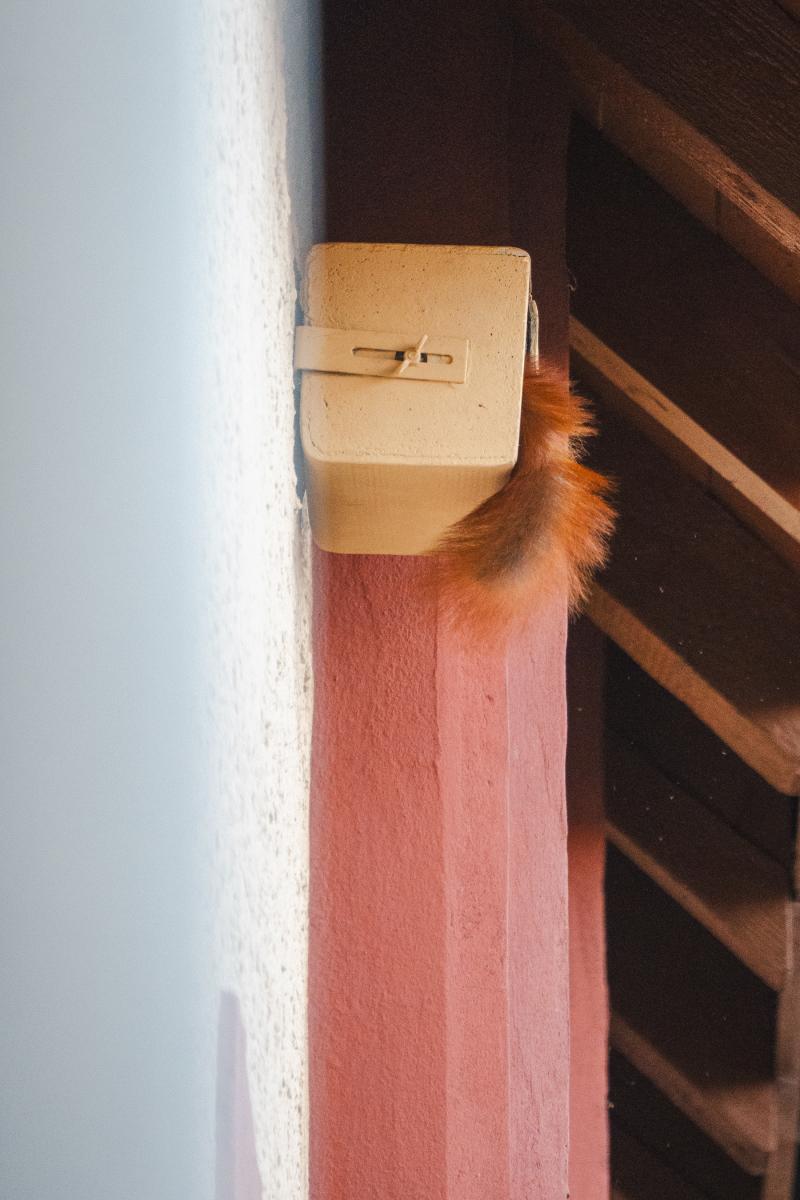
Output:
[
  {"xmin": 536, "ymin": 0, "xmax": 800, "ymax": 216},
  {"xmin": 606, "ymin": 657, "xmax": 800, "ymax": 1198},
  {"xmin": 611, "ymin": 1016, "xmax": 774, "ymax": 1177},
  {"xmin": 566, "ymin": 121, "xmax": 800, "ymax": 525},
  {"xmin": 527, "ymin": 7, "xmax": 800, "ymax": 302},
  {"xmin": 607, "ymin": 849, "xmax": 778, "ymax": 1175},
  {"xmin": 593, "ymin": 595, "xmax": 797, "ymax": 797},
  {"xmin": 586, "ymin": 409, "xmax": 800, "ymax": 795},
  {"xmin": 571, "ymin": 320, "xmax": 800, "ymax": 573},
  {"xmin": 717, "ymin": 196, "xmax": 800, "ymax": 308},
  {"xmin": 610, "ymin": 1051, "xmax": 763, "ymax": 1200},
  {"xmin": 605, "ymin": 646, "xmax": 797, "ymax": 873},
  {"xmin": 606, "ymin": 731, "xmax": 790, "ymax": 990}
]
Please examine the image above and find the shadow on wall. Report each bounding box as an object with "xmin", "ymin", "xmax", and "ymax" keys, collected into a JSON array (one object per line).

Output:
[{"xmin": 216, "ymin": 992, "xmax": 263, "ymax": 1200}]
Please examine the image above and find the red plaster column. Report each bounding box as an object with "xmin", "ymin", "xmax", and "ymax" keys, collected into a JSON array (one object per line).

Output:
[{"xmin": 309, "ymin": 553, "xmax": 569, "ymax": 1198}]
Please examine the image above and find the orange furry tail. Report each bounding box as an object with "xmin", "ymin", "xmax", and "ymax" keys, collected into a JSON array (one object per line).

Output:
[{"xmin": 431, "ymin": 360, "xmax": 615, "ymax": 635}]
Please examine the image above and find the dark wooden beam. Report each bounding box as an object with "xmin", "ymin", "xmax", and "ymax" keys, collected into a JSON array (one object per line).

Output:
[
  {"xmin": 567, "ymin": 120, "xmax": 800, "ymax": 557},
  {"xmin": 533, "ymin": 0, "xmax": 800, "ymax": 215},
  {"xmin": 607, "ymin": 849, "xmax": 778, "ymax": 1175},
  {"xmin": 587, "ymin": 405, "xmax": 800, "ymax": 795}
]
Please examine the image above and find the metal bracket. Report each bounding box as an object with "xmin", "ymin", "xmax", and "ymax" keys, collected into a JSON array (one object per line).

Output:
[{"xmin": 294, "ymin": 325, "xmax": 469, "ymax": 383}]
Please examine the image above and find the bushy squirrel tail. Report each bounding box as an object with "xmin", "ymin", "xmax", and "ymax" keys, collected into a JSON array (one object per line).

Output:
[{"xmin": 431, "ymin": 360, "xmax": 616, "ymax": 635}]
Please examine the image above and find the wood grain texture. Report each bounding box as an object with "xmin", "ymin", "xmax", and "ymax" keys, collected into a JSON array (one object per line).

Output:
[
  {"xmin": 525, "ymin": 7, "xmax": 800, "ymax": 302},
  {"xmin": 571, "ymin": 320, "xmax": 800, "ymax": 573},
  {"xmin": 509, "ymin": 37, "xmax": 572, "ymax": 366},
  {"xmin": 567, "ymin": 122, "xmax": 800, "ymax": 519},
  {"xmin": 717, "ymin": 196, "xmax": 800, "ymax": 308},
  {"xmin": 324, "ymin": 1, "xmax": 512, "ymax": 246},
  {"xmin": 606, "ymin": 730, "xmax": 790, "ymax": 990},
  {"xmin": 587, "ymin": 408, "xmax": 800, "ymax": 795},
  {"xmin": 536, "ymin": 0, "xmax": 800, "ymax": 214},
  {"xmin": 607, "ymin": 849, "xmax": 778, "ymax": 1175}
]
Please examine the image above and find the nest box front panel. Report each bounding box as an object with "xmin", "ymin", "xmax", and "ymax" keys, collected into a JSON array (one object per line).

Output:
[{"xmin": 298, "ymin": 242, "xmax": 530, "ymax": 555}]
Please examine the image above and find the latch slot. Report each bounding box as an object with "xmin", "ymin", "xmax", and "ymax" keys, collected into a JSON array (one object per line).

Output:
[
  {"xmin": 352, "ymin": 348, "xmax": 452, "ymax": 365},
  {"xmin": 295, "ymin": 325, "xmax": 469, "ymax": 383}
]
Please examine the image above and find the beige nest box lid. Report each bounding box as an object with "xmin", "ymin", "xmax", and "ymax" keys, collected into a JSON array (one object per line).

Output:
[{"xmin": 297, "ymin": 242, "xmax": 531, "ymax": 555}]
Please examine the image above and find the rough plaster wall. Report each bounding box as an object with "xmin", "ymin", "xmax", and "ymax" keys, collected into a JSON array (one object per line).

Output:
[{"xmin": 202, "ymin": 2, "xmax": 315, "ymax": 1196}]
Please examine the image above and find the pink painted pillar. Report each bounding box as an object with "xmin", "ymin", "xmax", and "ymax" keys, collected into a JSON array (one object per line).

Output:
[
  {"xmin": 309, "ymin": 554, "xmax": 569, "ymax": 1198},
  {"xmin": 567, "ymin": 619, "xmax": 610, "ymax": 1199}
]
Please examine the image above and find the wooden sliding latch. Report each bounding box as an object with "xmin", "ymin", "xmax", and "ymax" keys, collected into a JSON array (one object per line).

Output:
[{"xmin": 294, "ymin": 325, "xmax": 470, "ymax": 384}]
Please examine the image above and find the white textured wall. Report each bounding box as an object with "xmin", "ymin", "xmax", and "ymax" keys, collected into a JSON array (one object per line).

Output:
[
  {"xmin": 0, "ymin": 3, "xmax": 317, "ymax": 1198},
  {"xmin": 203, "ymin": 2, "xmax": 316, "ymax": 1197}
]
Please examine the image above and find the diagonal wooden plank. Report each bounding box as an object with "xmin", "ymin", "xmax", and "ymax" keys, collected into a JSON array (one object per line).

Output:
[
  {"xmin": 566, "ymin": 121, "xmax": 800, "ymax": 527},
  {"xmin": 607, "ymin": 849, "xmax": 778, "ymax": 1175},
  {"xmin": 611, "ymin": 1014, "xmax": 775, "ymax": 1177},
  {"xmin": 521, "ymin": 5, "xmax": 800, "ymax": 302},
  {"xmin": 610, "ymin": 1049, "xmax": 764, "ymax": 1200},
  {"xmin": 535, "ymin": 0, "xmax": 800, "ymax": 218},
  {"xmin": 571, "ymin": 320, "xmax": 800, "ymax": 573},
  {"xmin": 606, "ymin": 730, "xmax": 791, "ymax": 990},
  {"xmin": 586, "ymin": 410, "xmax": 800, "ymax": 795}
]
